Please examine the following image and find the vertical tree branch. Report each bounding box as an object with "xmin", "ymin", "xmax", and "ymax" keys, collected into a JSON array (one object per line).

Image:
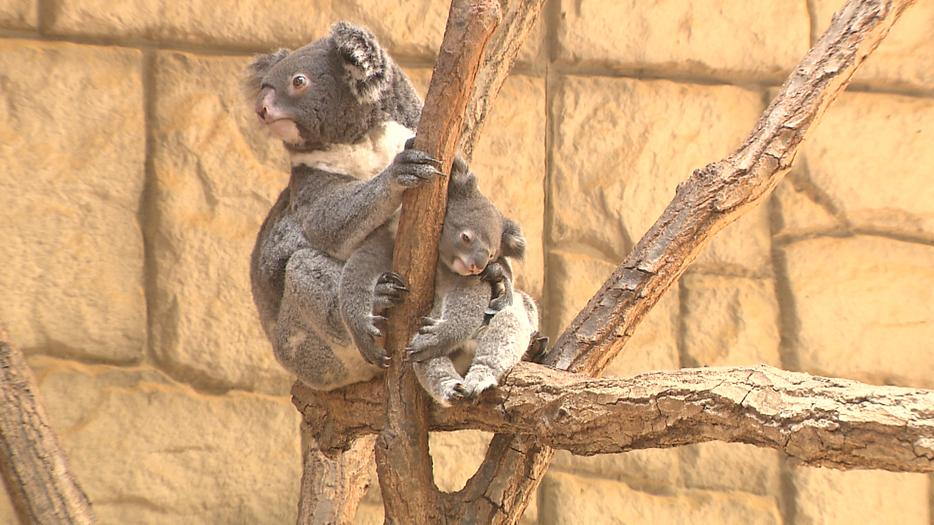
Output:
[
  {"xmin": 296, "ymin": 435, "xmax": 375, "ymax": 525},
  {"xmin": 375, "ymin": 1, "xmax": 501, "ymax": 523},
  {"xmin": 0, "ymin": 321, "xmax": 97, "ymax": 525}
]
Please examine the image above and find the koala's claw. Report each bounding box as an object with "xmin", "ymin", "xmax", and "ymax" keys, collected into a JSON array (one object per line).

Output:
[
  {"xmin": 366, "ymin": 315, "xmax": 387, "ymax": 338},
  {"xmin": 374, "ymin": 272, "xmax": 408, "ymax": 310},
  {"xmin": 358, "ymin": 341, "xmax": 390, "ymax": 369},
  {"xmin": 378, "ymin": 271, "xmax": 404, "ymax": 287},
  {"xmin": 524, "ymin": 332, "xmax": 550, "ymax": 363},
  {"xmin": 481, "ymin": 260, "xmax": 514, "ymax": 317},
  {"xmin": 418, "ymin": 316, "xmax": 439, "ymax": 333},
  {"xmin": 444, "ymin": 383, "xmax": 468, "ymax": 404},
  {"xmin": 405, "ymin": 342, "xmax": 442, "ymax": 363},
  {"xmin": 391, "ymin": 149, "xmax": 444, "ymax": 187}
]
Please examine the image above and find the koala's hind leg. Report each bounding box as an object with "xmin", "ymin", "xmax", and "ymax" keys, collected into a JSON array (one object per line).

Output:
[
  {"xmin": 413, "ymin": 356, "xmax": 467, "ymax": 406},
  {"xmin": 281, "ymin": 248, "xmax": 350, "ymax": 348},
  {"xmin": 275, "ymin": 309, "xmax": 354, "ymax": 390},
  {"xmin": 462, "ymin": 291, "xmax": 538, "ymax": 398}
]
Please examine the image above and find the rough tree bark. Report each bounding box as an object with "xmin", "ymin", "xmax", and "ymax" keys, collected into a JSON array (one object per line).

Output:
[
  {"xmin": 0, "ymin": 321, "xmax": 97, "ymax": 525},
  {"xmin": 294, "ymin": 1, "xmax": 548, "ymax": 521},
  {"xmin": 293, "ymin": 0, "xmax": 922, "ymax": 523},
  {"xmin": 296, "ymin": 363, "xmax": 934, "ymax": 474},
  {"xmin": 375, "ymin": 0, "xmax": 502, "ymax": 523}
]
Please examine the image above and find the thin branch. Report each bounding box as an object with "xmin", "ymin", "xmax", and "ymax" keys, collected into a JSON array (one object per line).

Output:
[
  {"xmin": 0, "ymin": 322, "xmax": 97, "ymax": 525},
  {"xmin": 458, "ymin": 0, "xmax": 548, "ymax": 163},
  {"xmin": 546, "ymin": 0, "xmax": 919, "ymax": 375}
]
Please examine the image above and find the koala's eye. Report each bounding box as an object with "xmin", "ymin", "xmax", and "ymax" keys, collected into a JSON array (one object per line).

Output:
[
  {"xmin": 460, "ymin": 232, "xmax": 473, "ymax": 245},
  {"xmin": 291, "ymin": 75, "xmax": 308, "ymax": 89}
]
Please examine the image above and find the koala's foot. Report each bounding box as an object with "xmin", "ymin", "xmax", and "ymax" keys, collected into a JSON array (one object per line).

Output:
[
  {"xmin": 441, "ymin": 383, "xmax": 468, "ymax": 405},
  {"xmin": 389, "ymin": 148, "xmax": 443, "ymax": 188},
  {"xmin": 524, "ymin": 331, "xmax": 549, "ymax": 364},
  {"xmin": 355, "ymin": 334, "xmax": 390, "ymax": 369},
  {"xmin": 462, "ymin": 368, "xmax": 499, "ymax": 399}
]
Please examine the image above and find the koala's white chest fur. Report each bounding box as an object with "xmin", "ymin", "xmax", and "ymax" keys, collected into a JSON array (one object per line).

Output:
[{"xmin": 290, "ymin": 121, "xmax": 413, "ymax": 179}]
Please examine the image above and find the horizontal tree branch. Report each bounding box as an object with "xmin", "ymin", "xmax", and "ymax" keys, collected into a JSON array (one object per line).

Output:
[{"xmin": 294, "ymin": 362, "xmax": 934, "ymax": 473}]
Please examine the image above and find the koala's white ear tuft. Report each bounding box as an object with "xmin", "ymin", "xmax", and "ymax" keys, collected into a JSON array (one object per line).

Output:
[
  {"xmin": 330, "ymin": 21, "xmax": 394, "ymax": 103},
  {"xmin": 500, "ymin": 219, "xmax": 526, "ymax": 261},
  {"xmin": 242, "ymin": 49, "xmax": 291, "ymax": 101}
]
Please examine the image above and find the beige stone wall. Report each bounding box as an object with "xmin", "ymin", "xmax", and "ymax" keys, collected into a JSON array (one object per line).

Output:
[{"xmin": 1, "ymin": 0, "xmax": 932, "ymax": 523}]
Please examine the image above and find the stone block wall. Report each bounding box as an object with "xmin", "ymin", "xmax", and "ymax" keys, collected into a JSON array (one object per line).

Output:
[{"xmin": 1, "ymin": 0, "xmax": 932, "ymax": 523}]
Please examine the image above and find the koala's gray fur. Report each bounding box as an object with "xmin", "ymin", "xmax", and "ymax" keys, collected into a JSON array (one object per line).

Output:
[
  {"xmin": 343, "ymin": 159, "xmax": 540, "ymax": 405},
  {"xmin": 413, "ymin": 164, "xmax": 540, "ymax": 405},
  {"xmin": 245, "ymin": 22, "xmax": 440, "ymax": 389}
]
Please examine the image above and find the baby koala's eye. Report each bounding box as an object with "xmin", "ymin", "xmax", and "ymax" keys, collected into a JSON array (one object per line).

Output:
[
  {"xmin": 291, "ymin": 75, "xmax": 308, "ymax": 89},
  {"xmin": 460, "ymin": 232, "xmax": 473, "ymax": 245}
]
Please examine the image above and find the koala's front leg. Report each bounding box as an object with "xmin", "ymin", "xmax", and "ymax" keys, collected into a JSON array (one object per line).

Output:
[
  {"xmin": 339, "ymin": 231, "xmax": 397, "ymax": 368},
  {"xmin": 298, "ymin": 146, "xmax": 443, "ymax": 259},
  {"xmin": 406, "ymin": 277, "xmax": 488, "ymax": 363},
  {"xmin": 413, "ymin": 357, "xmax": 467, "ymax": 406},
  {"xmin": 462, "ymin": 290, "xmax": 539, "ymax": 399}
]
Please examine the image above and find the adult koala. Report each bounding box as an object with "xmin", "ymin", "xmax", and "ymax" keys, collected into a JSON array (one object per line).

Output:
[{"xmin": 244, "ymin": 21, "xmax": 441, "ymax": 389}]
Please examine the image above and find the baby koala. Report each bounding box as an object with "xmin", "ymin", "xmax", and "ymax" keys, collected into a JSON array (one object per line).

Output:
[{"xmin": 374, "ymin": 159, "xmax": 540, "ymax": 405}]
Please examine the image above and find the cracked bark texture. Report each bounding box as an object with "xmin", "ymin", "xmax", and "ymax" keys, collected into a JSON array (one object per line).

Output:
[
  {"xmin": 376, "ymin": 1, "xmax": 501, "ymax": 524},
  {"xmin": 295, "ymin": 363, "xmax": 934, "ymax": 473}
]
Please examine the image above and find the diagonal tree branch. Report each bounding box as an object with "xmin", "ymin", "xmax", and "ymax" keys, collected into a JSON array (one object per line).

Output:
[
  {"xmin": 0, "ymin": 321, "xmax": 97, "ymax": 525},
  {"xmin": 295, "ymin": 362, "xmax": 934, "ymax": 474},
  {"xmin": 546, "ymin": 0, "xmax": 919, "ymax": 374},
  {"xmin": 489, "ymin": 1, "xmax": 920, "ymax": 522}
]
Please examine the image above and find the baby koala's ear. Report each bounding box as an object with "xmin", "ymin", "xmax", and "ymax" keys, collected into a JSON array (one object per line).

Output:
[
  {"xmin": 500, "ymin": 218, "xmax": 526, "ymax": 261},
  {"xmin": 330, "ymin": 21, "xmax": 394, "ymax": 103}
]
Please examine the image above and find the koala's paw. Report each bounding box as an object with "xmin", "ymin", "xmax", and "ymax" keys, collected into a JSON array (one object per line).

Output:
[
  {"xmin": 481, "ymin": 261, "xmax": 514, "ymax": 317},
  {"xmin": 373, "ymin": 272, "xmax": 407, "ymax": 311},
  {"xmin": 389, "ymin": 148, "xmax": 443, "ymax": 188},
  {"xmin": 405, "ymin": 317, "xmax": 448, "ymax": 362},
  {"xmin": 440, "ymin": 383, "xmax": 468, "ymax": 405},
  {"xmin": 358, "ymin": 339, "xmax": 390, "ymax": 369},
  {"xmin": 463, "ymin": 372, "xmax": 499, "ymax": 399}
]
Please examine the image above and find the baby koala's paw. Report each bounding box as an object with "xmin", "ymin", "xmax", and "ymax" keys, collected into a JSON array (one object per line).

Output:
[{"xmin": 462, "ymin": 368, "xmax": 499, "ymax": 399}]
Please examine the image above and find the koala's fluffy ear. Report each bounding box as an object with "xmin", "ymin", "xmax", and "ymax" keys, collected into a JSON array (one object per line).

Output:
[
  {"xmin": 242, "ymin": 48, "xmax": 291, "ymax": 101},
  {"xmin": 450, "ymin": 155, "xmax": 470, "ymax": 180},
  {"xmin": 500, "ymin": 218, "xmax": 526, "ymax": 261},
  {"xmin": 330, "ymin": 21, "xmax": 394, "ymax": 103}
]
